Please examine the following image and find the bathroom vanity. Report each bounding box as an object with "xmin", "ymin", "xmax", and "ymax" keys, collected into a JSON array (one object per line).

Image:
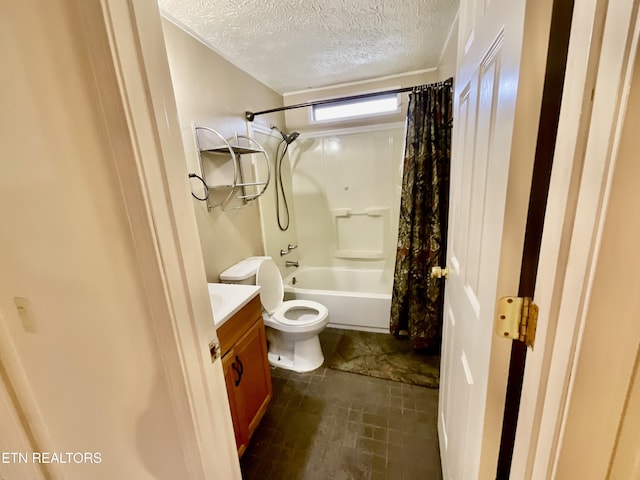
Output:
[{"xmin": 209, "ymin": 284, "xmax": 272, "ymax": 457}]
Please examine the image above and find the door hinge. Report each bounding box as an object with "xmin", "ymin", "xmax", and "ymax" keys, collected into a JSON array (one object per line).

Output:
[
  {"xmin": 209, "ymin": 339, "xmax": 220, "ymax": 363},
  {"xmin": 495, "ymin": 296, "xmax": 538, "ymax": 349}
]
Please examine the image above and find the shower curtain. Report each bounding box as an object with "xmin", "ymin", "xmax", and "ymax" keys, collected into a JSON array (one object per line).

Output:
[{"xmin": 390, "ymin": 79, "xmax": 453, "ymax": 350}]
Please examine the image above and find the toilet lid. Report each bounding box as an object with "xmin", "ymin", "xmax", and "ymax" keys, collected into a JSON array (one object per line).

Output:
[{"xmin": 255, "ymin": 258, "xmax": 284, "ymax": 314}]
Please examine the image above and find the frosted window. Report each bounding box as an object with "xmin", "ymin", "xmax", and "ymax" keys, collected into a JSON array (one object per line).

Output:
[{"xmin": 312, "ymin": 94, "xmax": 399, "ymax": 122}]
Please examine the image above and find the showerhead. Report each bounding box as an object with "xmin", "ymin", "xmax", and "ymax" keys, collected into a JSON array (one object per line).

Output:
[
  {"xmin": 271, "ymin": 125, "xmax": 300, "ymax": 144},
  {"xmin": 285, "ymin": 131, "xmax": 300, "ymax": 144}
]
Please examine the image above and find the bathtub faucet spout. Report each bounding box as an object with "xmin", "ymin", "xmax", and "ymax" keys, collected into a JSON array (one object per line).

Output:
[{"xmin": 285, "ymin": 261, "xmax": 299, "ymax": 268}]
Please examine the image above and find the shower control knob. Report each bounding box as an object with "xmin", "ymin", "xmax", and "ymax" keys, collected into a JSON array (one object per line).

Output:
[{"xmin": 431, "ymin": 266, "xmax": 449, "ymax": 280}]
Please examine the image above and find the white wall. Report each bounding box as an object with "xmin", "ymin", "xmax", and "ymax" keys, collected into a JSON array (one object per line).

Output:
[
  {"xmin": 288, "ymin": 125, "xmax": 406, "ymax": 283},
  {"xmin": 438, "ymin": 13, "xmax": 460, "ymax": 81},
  {"xmin": 252, "ymin": 127, "xmax": 301, "ymax": 275},
  {"xmin": 161, "ymin": 18, "xmax": 286, "ymax": 281},
  {"xmin": 0, "ymin": 2, "xmax": 192, "ymax": 478}
]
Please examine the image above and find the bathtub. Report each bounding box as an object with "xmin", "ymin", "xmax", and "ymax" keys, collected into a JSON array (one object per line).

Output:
[{"xmin": 283, "ymin": 266, "xmax": 392, "ymax": 333}]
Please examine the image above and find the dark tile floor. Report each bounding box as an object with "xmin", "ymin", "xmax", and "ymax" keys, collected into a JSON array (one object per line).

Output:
[{"xmin": 240, "ymin": 328, "xmax": 442, "ymax": 480}]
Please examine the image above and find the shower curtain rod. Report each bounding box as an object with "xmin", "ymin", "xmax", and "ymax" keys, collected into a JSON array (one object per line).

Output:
[{"xmin": 244, "ymin": 80, "xmax": 452, "ymax": 122}]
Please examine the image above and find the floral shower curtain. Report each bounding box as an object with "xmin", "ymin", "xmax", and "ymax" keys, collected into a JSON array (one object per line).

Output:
[{"xmin": 390, "ymin": 79, "xmax": 453, "ymax": 350}]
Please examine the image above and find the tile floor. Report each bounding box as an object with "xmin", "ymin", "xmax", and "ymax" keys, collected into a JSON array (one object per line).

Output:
[{"xmin": 240, "ymin": 328, "xmax": 442, "ymax": 480}]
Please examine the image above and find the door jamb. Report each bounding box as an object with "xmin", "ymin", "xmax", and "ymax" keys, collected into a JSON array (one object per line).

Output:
[
  {"xmin": 512, "ymin": 1, "xmax": 640, "ymax": 477},
  {"xmin": 496, "ymin": 0, "xmax": 575, "ymax": 476},
  {"xmin": 88, "ymin": 0, "xmax": 242, "ymax": 478}
]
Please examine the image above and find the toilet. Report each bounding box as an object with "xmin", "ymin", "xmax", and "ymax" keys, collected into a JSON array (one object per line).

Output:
[{"xmin": 219, "ymin": 256, "xmax": 329, "ymax": 372}]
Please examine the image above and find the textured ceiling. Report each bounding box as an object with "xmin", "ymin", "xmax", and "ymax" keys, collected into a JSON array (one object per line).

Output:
[{"xmin": 158, "ymin": 0, "xmax": 459, "ymax": 94}]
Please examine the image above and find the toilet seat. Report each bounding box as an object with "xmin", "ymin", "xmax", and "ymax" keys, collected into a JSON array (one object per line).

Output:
[
  {"xmin": 273, "ymin": 300, "xmax": 328, "ymax": 326},
  {"xmin": 256, "ymin": 259, "xmax": 328, "ymax": 328}
]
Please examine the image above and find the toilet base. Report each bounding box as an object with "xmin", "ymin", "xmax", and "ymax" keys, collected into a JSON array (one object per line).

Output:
[{"xmin": 266, "ymin": 331, "xmax": 324, "ymax": 373}]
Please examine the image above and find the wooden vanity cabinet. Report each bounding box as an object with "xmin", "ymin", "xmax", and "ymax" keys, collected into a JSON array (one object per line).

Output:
[{"xmin": 217, "ymin": 295, "xmax": 272, "ymax": 457}]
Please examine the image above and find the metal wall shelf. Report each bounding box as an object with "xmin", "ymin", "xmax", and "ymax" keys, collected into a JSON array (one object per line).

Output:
[
  {"xmin": 190, "ymin": 125, "xmax": 270, "ymax": 211},
  {"xmin": 203, "ymin": 145, "xmax": 263, "ymax": 155}
]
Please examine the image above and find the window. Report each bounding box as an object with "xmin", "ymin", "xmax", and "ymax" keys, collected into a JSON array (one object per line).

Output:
[{"xmin": 312, "ymin": 93, "xmax": 400, "ymax": 122}]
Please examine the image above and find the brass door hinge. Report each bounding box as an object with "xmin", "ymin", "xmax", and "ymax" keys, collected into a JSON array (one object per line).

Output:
[{"xmin": 495, "ymin": 297, "xmax": 538, "ymax": 349}]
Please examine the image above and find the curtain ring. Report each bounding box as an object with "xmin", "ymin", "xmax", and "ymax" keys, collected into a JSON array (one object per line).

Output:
[{"xmin": 188, "ymin": 173, "xmax": 209, "ymax": 201}]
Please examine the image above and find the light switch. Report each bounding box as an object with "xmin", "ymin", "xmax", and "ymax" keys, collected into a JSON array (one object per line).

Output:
[{"xmin": 13, "ymin": 297, "xmax": 37, "ymax": 334}]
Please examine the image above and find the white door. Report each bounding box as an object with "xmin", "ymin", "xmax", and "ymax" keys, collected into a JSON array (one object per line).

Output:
[{"xmin": 438, "ymin": 0, "xmax": 553, "ymax": 478}]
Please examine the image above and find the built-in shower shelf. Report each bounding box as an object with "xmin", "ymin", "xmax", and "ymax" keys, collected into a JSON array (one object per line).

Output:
[
  {"xmin": 332, "ymin": 207, "xmax": 389, "ymax": 259},
  {"xmin": 189, "ymin": 124, "xmax": 271, "ymax": 211}
]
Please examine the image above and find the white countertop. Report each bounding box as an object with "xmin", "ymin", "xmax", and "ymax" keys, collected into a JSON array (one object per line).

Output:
[{"xmin": 207, "ymin": 283, "xmax": 261, "ymax": 327}]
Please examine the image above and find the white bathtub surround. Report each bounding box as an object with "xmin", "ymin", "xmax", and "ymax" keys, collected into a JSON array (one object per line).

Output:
[
  {"xmin": 284, "ymin": 266, "xmax": 392, "ymax": 333},
  {"xmin": 251, "ymin": 126, "xmax": 300, "ymax": 278},
  {"xmin": 254, "ymin": 123, "xmax": 405, "ymax": 332},
  {"xmin": 289, "ymin": 124, "xmax": 405, "ymax": 272}
]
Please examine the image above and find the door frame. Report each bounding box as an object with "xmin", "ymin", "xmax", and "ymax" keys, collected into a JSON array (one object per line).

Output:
[
  {"xmin": 0, "ymin": 332, "xmax": 48, "ymax": 480},
  {"xmin": 1, "ymin": 1, "xmax": 240, "ymax": 478},
  {"xmin": 81, "ymin": 0, "xmax": 242, "ymax": 478},
  {"xmin": 512, "ymin": 0, "xmax": 640, "ymax": 477}
]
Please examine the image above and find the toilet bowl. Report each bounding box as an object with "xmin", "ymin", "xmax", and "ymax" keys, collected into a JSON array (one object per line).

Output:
[{"xmin": 220, "ymin": 256, "xmax": 329, "ymax": 372}]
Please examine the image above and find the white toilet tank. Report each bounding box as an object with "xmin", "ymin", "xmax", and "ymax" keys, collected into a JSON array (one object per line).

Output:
[{"xmin": 219, "ymin": 256, "xmax": 270, "ymax": 285}]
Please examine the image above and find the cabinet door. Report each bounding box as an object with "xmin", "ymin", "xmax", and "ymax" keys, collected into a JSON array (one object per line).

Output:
[
  {"xmin": 234, "ymin": 318, "xmax": 272, "ymax": 438},
  {"xmin": 222, "ymin": 349, "xmax": 246, "ymax": 453}
]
